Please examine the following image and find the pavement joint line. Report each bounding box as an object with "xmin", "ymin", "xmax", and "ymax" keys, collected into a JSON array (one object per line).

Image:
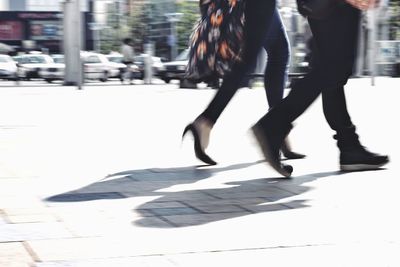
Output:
[
  {"xmin": 0, "ymin": 78, "xmax": 398, "ymax": 264},
  {"xmin": 22, "ymin": 241, "xmax": 40, "ymax": 263},
  {"xmin": 154, "ymin": 215, "xmax": 180, "ymax": 227},
  {"xmin": 176, "ymin": 200, "xmax": 208, "ymax": 214},
  {"xmin": 279, "ymin": 203, "xmax": 297, "ymax": 210},
  {"xmin": 233, "ymin": 204, "xmax": 255, "ymax": 214},
  {"xmin": 201, "ymin": 190, "xmax": 225, "ymax": 200}
]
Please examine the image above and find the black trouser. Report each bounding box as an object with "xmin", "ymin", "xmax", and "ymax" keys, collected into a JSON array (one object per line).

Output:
[
  {"xmin": 269, "ymin": 4, "xmax": 361, "ymax": 144},
  {"xmin": 200, "ymin": 0, "xmax": 276, "ymax": 124}
]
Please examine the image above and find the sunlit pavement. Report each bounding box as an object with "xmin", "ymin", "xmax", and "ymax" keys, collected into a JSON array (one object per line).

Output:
[{"xmin": 0, "ymin": 77, "xmax": 399, "ymax": 266}]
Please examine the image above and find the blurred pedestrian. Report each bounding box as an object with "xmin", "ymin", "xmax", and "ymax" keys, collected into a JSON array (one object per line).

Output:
[
  {"xmin": 183, "ymin": 0, "xmax": 303, "ymax": 166},
  {"xmin": 252, "ymin": 0, "xmax": 389, "ymax": 177},
  {"xmin": 121, "ymin": 38, "xmax": 135, "ymax": 84}
]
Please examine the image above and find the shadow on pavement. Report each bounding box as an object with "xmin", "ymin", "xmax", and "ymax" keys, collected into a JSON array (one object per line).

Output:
[{"xmin": 45, "ymin": 161, "xmax": 343, "ymax": 228}]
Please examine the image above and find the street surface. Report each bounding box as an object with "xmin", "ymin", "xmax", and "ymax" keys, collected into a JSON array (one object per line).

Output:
[{"xmin": 0, "ymin": 77, "xmax": 399, "ymax": 266}]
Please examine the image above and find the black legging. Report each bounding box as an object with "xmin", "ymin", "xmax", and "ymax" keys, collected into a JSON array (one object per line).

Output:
[
  {"xmin": 200, "ymin": 0, "xmax": 276, "ymax": 124},
  {"xmin": 270, "ymin": 4, "xmax": 361, "ymax": 142}
]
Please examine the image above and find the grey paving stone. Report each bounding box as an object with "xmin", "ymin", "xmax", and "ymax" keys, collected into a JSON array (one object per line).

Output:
[
  {"xmin": 209, "ymin": 187, "xmax": 295, "ymax": 200},
  {"xmin": 182, "ymin": 197, "xmax": 268, "ymax": 207},
  {"xmin": 192, "ymin": 204, "xmax": 248, "ymax": 214},
  {"xmin": 55, "ymin": 177, "xmax": 164, "ymax": 195},
  {"xmin": 145, "ymin": 207, "xmax": 201, "ymax": 216},
  {"xmin": 127, "ymin": 167, "xmax": 213, "ymax": 182},
  {"xmin": 278, "ymin": 199, "xmax": 310, "ymax": 209},
  {"xmin": 45, "ymin": 192, "xmax": 125, "ymax": 203},
  {"xmin": 146, "ymin": 192, "xmax": 219, "ymax": 202},
  {"xmin": 132, "ymin": 216, "xmax": 176, "ymax": 228},
  {"xmin": 237, "ymin": 203, "xmax": 292, "ymax": 213},
  {"xmin": 120, "ymin": 187, "xmax": 219, "ymax": 202},
  {"xmin": 0, "ymin": 222, "xmax": 73, "ymax": 242},
  {"xmin": 273, "ymin": 183, "xmax": 314, "ymax": 195},
  {"xmin": 132, "ymin": 209, "xmax": 155, "ymax": 217},
  {"xmin": 137, "ymin": 201, "xmax": 188, "ymax": 209},
  {"xmin": 161, "ymin": 212, "xmax": 251, "ymax": 227}
]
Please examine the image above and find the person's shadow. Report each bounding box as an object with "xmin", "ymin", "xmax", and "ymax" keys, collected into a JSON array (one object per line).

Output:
[{"xmin": 45, "ymin": 161, "xmax": 343, "ymax": 228}]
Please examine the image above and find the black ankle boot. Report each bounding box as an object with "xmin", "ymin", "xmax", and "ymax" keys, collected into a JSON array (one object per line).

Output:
[
  {"xmin": 334, "ymin": 127, "xmax": 389, "ymax": 171},
  {"xmin": 339, "ymin": 145, "xmax": 389, "ymax": 171},
  {"xmin": 252, "ymin": 114, "xmax": 293, "ymax": 177}
]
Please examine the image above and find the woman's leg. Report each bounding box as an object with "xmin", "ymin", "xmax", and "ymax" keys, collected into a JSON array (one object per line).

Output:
[
  {"xmin": 183, "ymin": 0, "xmax": 277, "ymax": 165},
  {"xmin": 263, "ymin": 8, "xmax": 290, "ymax": 109},
  {"xmin": 262, "ymin": 9, "xmax": 304, "ymax": 159},
  {"xmin": 199, "ymin": 0, "xmax": 276, "ymax": 125}
]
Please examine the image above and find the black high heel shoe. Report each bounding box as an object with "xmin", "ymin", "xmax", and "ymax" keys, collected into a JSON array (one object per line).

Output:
[
  {"xmin": 281, "ymin": 139, "xmax": 306, "ymax": 160},
  {"xmin": 182, "ymin": 123, "xmax": 217, "ymax": 165}
]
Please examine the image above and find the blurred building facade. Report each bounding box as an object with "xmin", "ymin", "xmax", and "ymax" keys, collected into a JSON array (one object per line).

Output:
[
  {"xmin": 0, "ymin": 0, "xmax": 397, "ymax": 75},
  {"xmin": 0, "ymin": 0, "xmax": 93, "ymax": 53},
  {"xmin": 125, "ymin": 0, "xmax": 179, "ymax": 59}
]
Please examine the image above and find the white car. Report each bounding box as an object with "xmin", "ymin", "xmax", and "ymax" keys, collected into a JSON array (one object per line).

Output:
[
  {"xmin": 0, "ymin": 54, "xmax": 18, "ymax": 81},
  {"xmin": 81, "ymin": 52, "xmax": 123, "ymax": 82},
  {"xmin": 40, "ymin": 55, "xmax": 65, "ymax": 83},
  {"xmin": 13, "ymin": 54, "xmax": 62, "ymax": 81},
  {"xmin": 133, "ymin": 54, "xmax": 165, "ymax": 79},
  {"xmin": 106, "ymin": 53, "xmax": 140, "ymax": 80},
  {"xmin": 160, "ymin": 49, "xmax": 189, "ymax": 83},
  {"xmin": 45, "ymin": 52, "xmax": 128, "ymax": 83}
]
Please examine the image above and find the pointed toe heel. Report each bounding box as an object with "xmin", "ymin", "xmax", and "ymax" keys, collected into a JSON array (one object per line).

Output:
[
  {"xmin": 282, "ymin": 151, "xmax": 306, "ymax": 160},
  {"xmin": 182, "ymin": 123, "xmax": 217, "ymax": 165}
]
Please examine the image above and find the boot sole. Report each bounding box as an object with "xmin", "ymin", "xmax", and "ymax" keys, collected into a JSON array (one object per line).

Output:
[
  {"xmin": 252, "ymin": 125, "xmax": 292, "ymax": 178},
  {"xmin": 340, "ymin": 162, "xmax": 388, "ymax": 172}
]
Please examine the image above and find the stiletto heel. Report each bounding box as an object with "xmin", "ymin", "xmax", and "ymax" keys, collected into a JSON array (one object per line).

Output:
[
  {"xmin": 182, "ymin": 124, "xmax": 191, "ymax": 140},
  {"xmin": 182, "ymin": 123, "xmax": 217, "ymax": 165},
  {"xmin": 281, "ymin": 139, "xmax": 306, "ymax": 160}
]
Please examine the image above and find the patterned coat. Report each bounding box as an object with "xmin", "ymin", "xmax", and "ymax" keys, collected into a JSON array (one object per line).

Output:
[{"xmin": 185, "ymin": 0, "xmax": 246, "ymax": 81}]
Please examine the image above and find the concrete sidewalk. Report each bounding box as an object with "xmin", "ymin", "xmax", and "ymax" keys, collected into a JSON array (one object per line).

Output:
[{"xmin": 0, "ymin": 77, "xmax": 399, "ymax": 266}]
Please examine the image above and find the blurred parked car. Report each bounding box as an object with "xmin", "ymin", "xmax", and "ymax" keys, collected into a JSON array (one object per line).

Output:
[
  {"xmin": 81, "ymin": 52, "xmax": 112, "ymax": 82},
  {"xmin": 13, "ymin": 53, "xmax": 61, "ymax": 81},
  {"xmin": 106, "ymin": 53, "xmax": 140, "ymax": 80},
  {"xmin": 133, "ymin": 54, "xmax": 165, "ymax": 79},
  {"xmin": 51, "ymin": 54, "xmax": 64, "ymax": 64},
  {"xmin": 0, "ymin": 54, "xmax": 18, "ymax": 81},
  {"xmin": 82, "ymin": 52, "xmax": 130, "ymax": 82},
  {"xmin": 159, "ymin": 49, "xmax": 216, "ymax": 88},
  {"xmin": 160, "ymin": 49, "xmax": 189, "ymax": 84},
  {"xmin": 39, "ymin": 54, "xmax": 65, "ymax": 83}
]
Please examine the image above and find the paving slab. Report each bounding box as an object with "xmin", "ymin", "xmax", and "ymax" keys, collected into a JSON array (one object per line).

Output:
[
  {"xmin": 0, "ymin": 78, "xmax": 399, "ymax": 266},
  {"xmin": 0, "ymin": 242, "xmax": 35, "ymax": 267}
]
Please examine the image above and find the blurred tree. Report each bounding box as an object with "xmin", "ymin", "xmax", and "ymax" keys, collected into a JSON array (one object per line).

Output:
[
  {"xmin": 389, "ymin": 0, "xmax": 400, "ymax": 40},
  {"xmin": 128, "ymin": 1, "xmax": 149, "ymax": 54},
  {"xmin": 125, "ymin": 0, "xmax": 198, "ymax": 57},
  {"xmin": 176, "ymin": 1, "xmax": 200, "ymax": 53}
]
